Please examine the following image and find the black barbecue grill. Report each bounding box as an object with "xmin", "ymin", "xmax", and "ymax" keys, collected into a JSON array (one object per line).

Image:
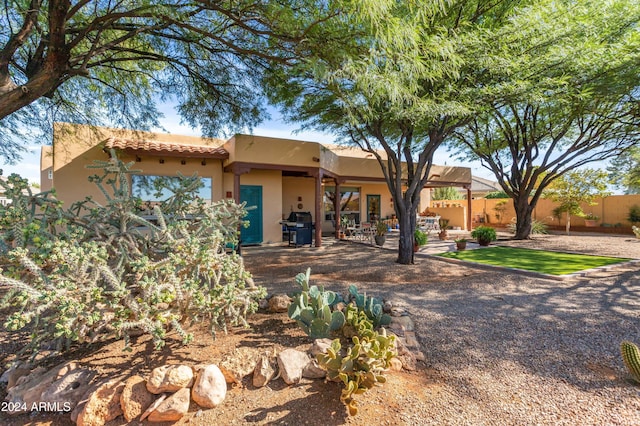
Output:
[{"xmin": 282, "ymin": 211, "xmax": 314, "ymax": 247}]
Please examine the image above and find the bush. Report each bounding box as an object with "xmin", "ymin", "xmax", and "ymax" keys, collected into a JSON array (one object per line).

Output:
[
  {"xmin": 471, "ymin": 226, "xmax": 497, "ymax": 246},
  {"xmin": 414, "ymin": 229, "xmax": 428, "ymax": 246},
  {"xmin": 0, "ymin": 156, "xmax": 265, "ymax": 355},
  {"xmin": 485, "ymin": 191, "xmax": 509, "ymax": 199},
  {"xmin": 628, "ymin": 205, "xmax": 640, "ymax": 225},
  {"xmin": 507, "ymin": 219, "xmax": 548, "ymax": 235}
]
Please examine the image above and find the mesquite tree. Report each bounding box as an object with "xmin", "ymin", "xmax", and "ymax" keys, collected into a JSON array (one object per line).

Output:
[{"xmin": 450, "ymin": 0, "xmax": 640, "ymax": 239}]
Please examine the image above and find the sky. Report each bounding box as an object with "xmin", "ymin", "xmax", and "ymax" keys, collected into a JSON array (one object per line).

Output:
[{"xmin": 1, "ymin": 103, "xmax": 497, "ymax": 187}]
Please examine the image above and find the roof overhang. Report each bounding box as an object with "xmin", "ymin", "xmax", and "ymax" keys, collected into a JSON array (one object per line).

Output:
[{"xmin": 103, "ymin": 137, "xmax": 229, "ymax": 159}]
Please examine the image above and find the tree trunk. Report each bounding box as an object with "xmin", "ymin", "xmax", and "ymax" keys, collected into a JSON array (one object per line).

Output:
[
  {"xmin": 396, "ymin": 204, "xmax": 416, "ymax": 264},
  {"xmin": 512, "ymin": 195, "xmax": 534, "ymax": 240},
  {"xmin": 565, "ymin": 214, "xmax": 571, "ymax": 235}
]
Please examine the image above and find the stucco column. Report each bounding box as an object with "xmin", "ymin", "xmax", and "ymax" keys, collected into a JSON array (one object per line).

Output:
[
  {"xmin": 334, "ymin": 180, "xmax": 341, "ymax": 239},
  {"xmin": 233, "ymin": 173, "xmax": 241, "ymax": 204},
  {"xmin": 467, "ymin": 187, "xmax": 472, "ymax": 230},
  {"xmin": 314, "ymin": 172, "xmax": 323, "ymax": 247}
]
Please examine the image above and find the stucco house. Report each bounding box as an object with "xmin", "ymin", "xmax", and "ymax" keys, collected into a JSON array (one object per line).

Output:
[{"xmin": 41, "ymin": 123, "xmax": 472, "ymax": 246}]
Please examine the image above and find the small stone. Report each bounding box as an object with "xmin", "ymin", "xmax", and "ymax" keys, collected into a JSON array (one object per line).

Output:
[
  {"xmin": 252, "ymin": 355, "xmax": 276, "ymax": 388},
  {"xmin": 383, "ymin": 300, "xmax": 393, "ymax": 313},
  {"xmin": 147, "ymin": 387, "xmax": 190, "ymax": 422},
  {"xmin": 397, "ymin": 352, "xmax": 417, "ymax": 371},
  {"xmin": 277, "ymin": 349, "xmax": 309, "ymax": 385},
  {"xmin": 258, "ymin": 298, "xmax": 269, "ymax": 310},
  {"xmin": 390, "ymin": 307, "xmax": 405, "ymax": 317},
  {"xmin": 268, "ymin": 294, "xmax": 291, "ymax": 313},
  {"xmin": 403, "ymin": 331, "xmax": 420, "ymax": 349},
  {"xmin": 139, "ymin": 394, "xmax": 167, "ymax": 422},
  {"xmin": 388, "ymin": 357, "xmax": 403, "ymax": 372},
  {"xmin": 146, "ymin": 365, "xmax": 194, "ymax": 394},
  {"xmin": 75, "ymin": 379, "xmax": 124, "ymax": 426},
  {"xmin": 389, "ymin": 316, "xmax": 415, "ymax": 334},
  {"xmin": 302, "ymin": 359, "xmax": 326, "ymax": 379},
  {"xmin": 120, "ymin": 375, "xmax": 154, "ymax": 422},
  {"xmin": 309, "ymin": 338, "xmax": 333, "ymax": 357},
  {"xmin": 191, "ymin": 365, "xmax": 227, "ymax": 408}
]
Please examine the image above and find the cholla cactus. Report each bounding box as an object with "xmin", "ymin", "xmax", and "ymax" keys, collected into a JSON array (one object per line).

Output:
[{"xmin": 0, "ymin": 156, "xmax": 265, "ymax": 355}]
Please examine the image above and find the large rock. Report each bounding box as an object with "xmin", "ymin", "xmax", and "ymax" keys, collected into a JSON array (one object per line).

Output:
[
  {"xmin": 219, "ymin": 347, "xmax": 260, "ymax": 385},
  {"xmin": 6, "ymin": 361, "xmax": 94, "ymax": 415},
  {"xmin": 139, "ymin": 394, "xmax": 167, "ymax": 422},
  {"xmin": 308, "ymin": 339, "xmax": 333, "ymax": 357},
  {"xmin": 302, "ymin": 359, "xmax": 326, "ymax": 379},
  {"xmin": 146, "ymin": 365, "xmax": 194, "ymax": 394},
  {"xmin": 147, "ymin": 387, "xmax": 190, "ymax": 422},
  {"xmin": 277, "ymin": 349, "xmax": 309, "ymax": 385},
  {"xmin": 74, "ymin": 379, "xmax": 124, "ymax": 426},
  {"xmin": 191, "ymin": 365, "xmax": 227, "ymax": 408},
  {"xmin": 268, "ymin": 294, "xmax": 291, "ymax": 313},
  {"xmin": 119, "ymin": 375, "xmax": 154, "ymax": 422},
  {"xmin": 252, "ymin": 355, "xmax": 276, "ymax": 388}
]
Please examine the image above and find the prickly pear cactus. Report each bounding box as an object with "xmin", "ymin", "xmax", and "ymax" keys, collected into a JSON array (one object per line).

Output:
[{"xmin": 621, "ymin": 340, "xmax": 640, "ymax": 383}]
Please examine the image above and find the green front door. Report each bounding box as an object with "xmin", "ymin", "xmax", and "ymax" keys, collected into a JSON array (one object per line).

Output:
[{"xmin": 240, "ymin": 185, "xmax": 263, "ymax": 245}]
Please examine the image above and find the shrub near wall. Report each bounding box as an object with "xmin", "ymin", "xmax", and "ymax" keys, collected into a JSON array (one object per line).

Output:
[{"xmin": 0, "ymin": 157, "xmax": 265, "ymax": 355}]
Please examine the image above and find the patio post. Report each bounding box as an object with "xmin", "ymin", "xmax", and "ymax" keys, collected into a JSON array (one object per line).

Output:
[
  {"xmin": 467, "ymin": 187, "xmax": 472, "ymax": 230},
  {"xmin": 314, "ymin": 171, "xmax": 323, "ymax": 247},
  {"xmin": 334, "ymin": 180, "xmax": 341, "ymax": 239}
]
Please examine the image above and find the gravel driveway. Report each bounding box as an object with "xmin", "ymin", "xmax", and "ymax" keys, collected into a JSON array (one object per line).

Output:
[{"xmin": 244, "ymin": 233, "xmax": 640, "ymax": 425}]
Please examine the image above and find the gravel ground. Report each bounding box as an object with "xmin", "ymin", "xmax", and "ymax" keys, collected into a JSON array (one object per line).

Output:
[{"xmin": 244, "ymin": 232, "xmax": 640, "ymax": 425}]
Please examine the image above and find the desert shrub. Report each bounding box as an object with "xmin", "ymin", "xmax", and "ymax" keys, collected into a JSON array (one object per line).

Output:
[
  {"xmin": 628, "ymin": 205, "xmax": 640, "ymax": 225},
  {"xmin": 413, "ymin": 229, "xmax": 428, "ymax": 246},
  {"xmin": 0, "ymin": 156, "xmax": 265, "ymax": 356},
  {"xmin": 507, "ymin": 218, "xmax": 548, "ymax": 235}
]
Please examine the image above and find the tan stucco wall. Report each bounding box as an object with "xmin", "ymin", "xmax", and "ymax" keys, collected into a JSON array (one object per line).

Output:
[
  {"xmin": 239, "ymin": 170, "xmax": 283, "ymax": 244},
  {"xmin": 40, "ymin": 146, "xmax": 53, "ymax": 192},
  {"xmin": 282, "ymin": 177, "xmax": 316, "ymax": 220},
  {"xmin": 226, "ymin": 135, "xmax": 322, "ymax": 168},
  {"xmin": 51, "ymin": 123, "xmax": 226, "ymax": 207}
]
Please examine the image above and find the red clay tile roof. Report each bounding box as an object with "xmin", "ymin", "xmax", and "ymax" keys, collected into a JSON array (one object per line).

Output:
[{"xmin": 104, "ymin": 137, "xmax": 228, "ymax": 159}]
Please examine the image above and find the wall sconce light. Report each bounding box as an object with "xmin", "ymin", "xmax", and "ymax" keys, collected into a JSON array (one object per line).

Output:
[
  {"xmin": 312, "ymin": 156, "xmax": 320, "ymax": 162},
  {"xmin": 297, "ymin": 196, "xmax": 302, "ymax": 201},
  {"xmin": 181, "ymin": 159, "xmax": 186, "ymax": 165},
  {"xmin": 135, "ymin": 156, "xmax": 142, "ymax": 162},
  {"xmin": 226, "ymin": 191, "xmax": 232, "ymax": 198},
  {"xmin": 159, "ymin": 159, "xmax": 165, "ymax": 164},
  {"xmin": 201, "ymin": 159, "xmax": 207, "ymax": 166}
]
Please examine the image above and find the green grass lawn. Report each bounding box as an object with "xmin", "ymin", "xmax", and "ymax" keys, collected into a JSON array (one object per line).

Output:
[{"xmin": 437, "ymin": 246, "xmax": 631, "ymax": 275}]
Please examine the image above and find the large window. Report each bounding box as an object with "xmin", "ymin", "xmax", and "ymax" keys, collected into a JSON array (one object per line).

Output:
[
  {"xmin": 324, "ymin": 186, "xmax": 360, "ymax": 223},
  {"xmin": 131, "ymin": 175, "xmax": 212, "ymax": 213}
]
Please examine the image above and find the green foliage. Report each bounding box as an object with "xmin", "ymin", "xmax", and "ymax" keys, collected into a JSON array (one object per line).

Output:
[
  {"xmin": 413, "ymin": 229, "xmax": 428, "ymax": 246},
  {"xmin": 348, "ymin": 285, "xmax": 391, "ymax": 328},
  {"xmin": 485, "ymin": 191, "xmax": 509, "ymax": 199},
  {"xmin": 0, "ymin": 157, "xmax": 265, "ymax": 355},
  {"xmin": 431, "ymin": 187, "xmax": 461, "ymax": 201},
  {"xmin": 608, "ymin": 147, "xmax": 640, "ymax": 194},
  {"xmin": 288, "ymin": 268, "xmax": 346, "ymax": 339},
  {"xmin": 621, "ymin": 341, "xmax": 640, "ymax": 384},
  {"xmin": 317, "ymin": 304, "xmax": 396, "ymax": 416},
  {"xmin": 632, "ymin": 226, "xmax": 640, "ymax": 239},
  {"xmin": 1, "ymin": 1, "xmax": 337, "ymax": 161},
  {"xmin": 628, "ymin": 205, "xmax": 640, "ymax": 225},
  {"xmin": 543, "ymin": 169, "xmax": 610, "ymax": 234},
  {"xmin": 507, "ymin": 219, "xmax": 548, "ymax": 235},
  {"xmin": 471, "ymin": 226, "xmax": 497, "ymax": 245},
  {"xmin": 375, "ymin": 220, "xmax": 387, "ymax": 237}
]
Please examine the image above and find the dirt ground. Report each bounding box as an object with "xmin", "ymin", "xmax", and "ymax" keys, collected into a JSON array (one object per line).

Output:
[{"xmin": 0, "ymin": 233, "xmax": 639, "ymax": 425}]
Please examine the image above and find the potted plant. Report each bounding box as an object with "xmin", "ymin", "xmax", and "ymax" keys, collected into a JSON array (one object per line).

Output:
[
  {"xmin": 438, "ymin": 218, "xmax": 450, "ymax": 240},
  {"xmin": 454, "ymin": 237, "xmax": 467, "ymax": 250},
  {"xmin": 471, "ymin": 226, "xmax": 497, "ymax": 246},
  {"xmin": 374, "ymin": 221, "xmax": 387, "ymax": 246},
  {"xmin": 584, "ymin": 212, "xmax": 599, "ymax": 227},
  {"xmin": 413, "ymin": 229, "xmax": 428, "ymax": 252}
]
